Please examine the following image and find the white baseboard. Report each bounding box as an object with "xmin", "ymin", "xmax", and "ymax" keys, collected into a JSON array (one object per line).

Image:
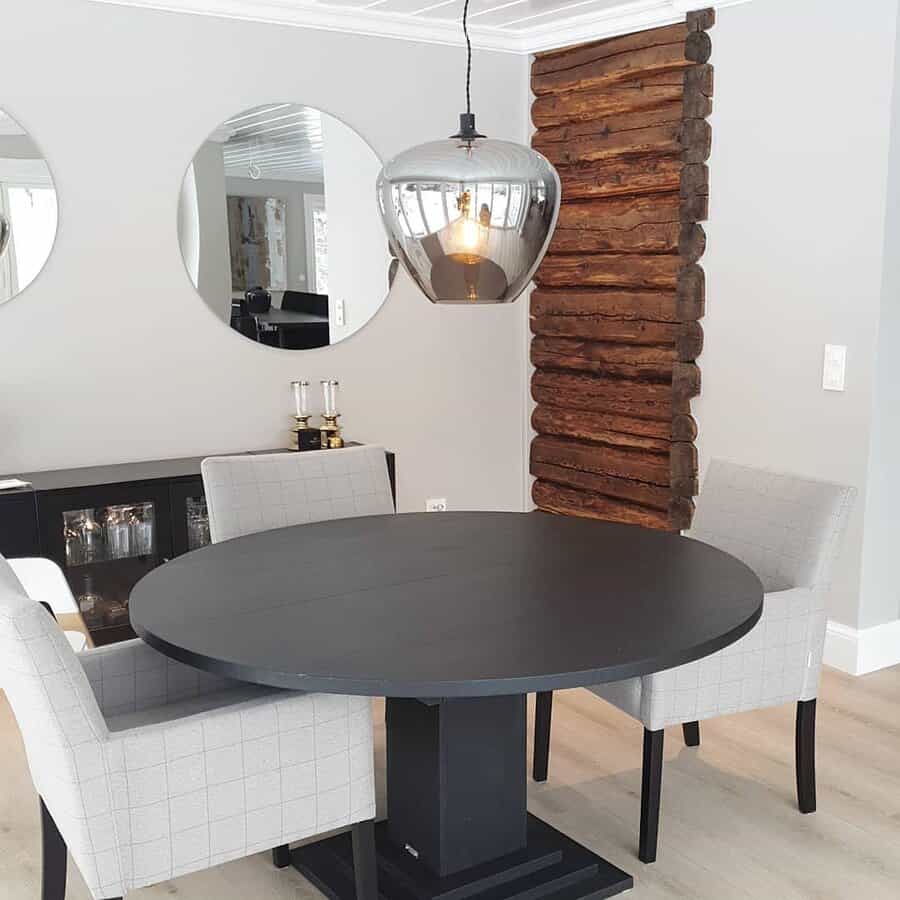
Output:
[{"xmin": 824, "ymin": 618, "xmax": 900, "ymax": 676}]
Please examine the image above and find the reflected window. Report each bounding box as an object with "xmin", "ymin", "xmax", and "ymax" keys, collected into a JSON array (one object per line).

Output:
[
  {"xmin": 400, "ymin": 185, "xmax": 427, "ymax": 238},
  {"xmin": 419, "ymin": 184, "xmax": 447, "ymax": 234},
  {"xmin": 507, "ymin": 185, "xmax": 524, "ymax": 229},
  {"xmin": 6, "ymin": 186, "xmax": 56, "ymax": 289},
  {"xmin": 311, "ymin": 205, "xmax": 328, "ymax": 294}
]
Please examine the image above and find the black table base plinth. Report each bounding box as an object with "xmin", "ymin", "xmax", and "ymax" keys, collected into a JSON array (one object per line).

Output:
[
  {"xmin": 291, "ymin": 815, "xmax": 633, "ymax": 900},
  {"xmin": 386, "ymin": 695, "xmax": 528, "ymax": 876}
]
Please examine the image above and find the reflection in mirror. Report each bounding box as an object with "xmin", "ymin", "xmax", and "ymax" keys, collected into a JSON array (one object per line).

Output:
[
  {"xmin": 178, "ymin": 104, "xmax": 390, "ymax": 350},
  {"xmin": 0, "ymin": 109, "xmax": 58, "ymax": 305}
]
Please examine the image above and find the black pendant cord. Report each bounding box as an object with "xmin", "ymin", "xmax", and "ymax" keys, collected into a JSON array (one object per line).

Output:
[
  {"xmin": 451, "ymin": 0, "xmax": 484, "ymax": 141},
  {"xmin": 463, "ymin": 0, "xmax": 472, "ymax": 116}
]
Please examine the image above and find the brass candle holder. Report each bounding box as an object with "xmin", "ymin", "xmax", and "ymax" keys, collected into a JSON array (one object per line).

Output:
[
  {"xmin": 320, "ymin": 380, "xmax": 344, "ymax": 449},
  {"xmin": 290, "ymin": 380, "xmax": 319, "ymax": 451}
]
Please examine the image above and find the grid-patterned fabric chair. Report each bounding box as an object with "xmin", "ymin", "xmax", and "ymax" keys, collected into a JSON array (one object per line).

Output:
[
  {"xmin": 0, "ymin": 552, "xmax": 377, "ymax": 900},
  {"xmin": 201, "ymin": 443, "xmax": 393, "ymax": 870},
  {"xmin": 201, "ymin": 445, "xmax": 395, "ymax": 544},
  {"xmin": 532, "ymin": 460, "xmax": 855, "ymax": 864}
]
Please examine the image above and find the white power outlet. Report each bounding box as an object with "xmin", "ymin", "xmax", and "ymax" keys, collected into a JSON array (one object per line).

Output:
[
  {"xmin": 426, "ymin": 498, "xmax": 448, "ymax": 512},
  {"xmin": 823, "ymin": 344, "xmax": 847, "ymax": 391}
]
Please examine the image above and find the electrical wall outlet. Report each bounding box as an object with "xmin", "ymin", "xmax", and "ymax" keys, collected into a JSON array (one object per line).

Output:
[
  {"xmin": 823, "ymin": 344, "xmax": 847, "ymax": 391},
  {"xmin": 335, "ymin": 297, "xmax": 346, "ymax": 327},
  {"xmin": 426, "ymin": 498, "xmax": 447, "ymax": 512}
]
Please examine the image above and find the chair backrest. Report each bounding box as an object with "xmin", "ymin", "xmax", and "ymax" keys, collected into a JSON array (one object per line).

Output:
[
  {"xmin": 688, "ymin": 460, "xmax": 856, "ymax": 594},
  {"xmin": 202, "ymin": 445, "xmax": 395, "ymax": 543},
  {"xmin": 0, "ymin": 553, "xmax": 113, "ymax": 893},
  {"xmin": 282, "ymin": 289, "xmax": 328, "ymax": 315},
  {"xmin": 8, "ymin": 557, "xmax": 79, "ymax": 614}
]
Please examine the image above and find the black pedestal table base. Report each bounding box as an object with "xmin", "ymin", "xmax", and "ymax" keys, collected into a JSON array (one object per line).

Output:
[
  {"xmin": 291, "ymin": 815, "xmax": 633, "ymax": 900},
  {"xmin": 292, "ymin": 695, "xmax": 632, "ymax": 900}
]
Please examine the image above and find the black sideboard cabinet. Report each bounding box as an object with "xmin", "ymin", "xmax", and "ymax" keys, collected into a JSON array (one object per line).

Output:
[{"xmin": 0, "ymin": 447, "xmax": 396, "ymax": 646}]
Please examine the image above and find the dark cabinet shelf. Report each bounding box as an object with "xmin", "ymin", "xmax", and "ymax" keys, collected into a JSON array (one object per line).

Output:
[{"xmin": 0, "ymin": 446, "xmax": 395, "ymax": 646}]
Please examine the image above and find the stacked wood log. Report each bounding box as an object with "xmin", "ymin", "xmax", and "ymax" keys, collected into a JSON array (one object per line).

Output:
[{"xmin": 530, "ymin": 10, "xmax": 713, "ymax": 531}]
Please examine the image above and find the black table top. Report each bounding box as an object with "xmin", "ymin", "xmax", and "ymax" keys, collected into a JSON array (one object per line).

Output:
[
  {"xmin": 253, "ymin": 309, "xmax": 329, "ymax": 327},
  {"xmin": 130, "ymin": 512, "xmax": 763, "ymax": 698}
]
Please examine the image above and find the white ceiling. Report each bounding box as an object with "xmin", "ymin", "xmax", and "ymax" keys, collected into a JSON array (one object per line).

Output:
[
  {"xmin": 220, "ymin": 103, "xmax": 325, "ymax": 183},
  {"xmin": 89, "ymin": 0, "xmax": 748, "ymax": 54}
]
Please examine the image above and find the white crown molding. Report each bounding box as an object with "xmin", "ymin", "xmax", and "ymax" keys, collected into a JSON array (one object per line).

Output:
[
  {"xmin": 87, "ymin": 0, "xmax": 751, "ymax": 54},
  {"xmin": 824, "ymin": 618, "xmax": 900, "ymax": 676},
  {"xmin": 516, "ymin": 0, "xmax": 748, "ymax": 54}
]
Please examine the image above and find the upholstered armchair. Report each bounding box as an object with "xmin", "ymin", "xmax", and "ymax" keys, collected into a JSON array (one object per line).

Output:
[
  {"xmin": 201, "ymin": 443, "xmax": 394, "ymax": 867},
  {"xmin": 532, "ymin": 460, "xmax": 855, "ymax": 864},
  {"xmin": 201, "ymin": 445, "xmax": 395, "ymax": 544},
  {"xmin": 0, "ymin": 553, "xmax": 377, "ymax": 900}
]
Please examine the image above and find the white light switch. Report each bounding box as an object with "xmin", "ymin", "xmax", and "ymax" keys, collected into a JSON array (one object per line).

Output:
[
  {"xmin": 823, "ymin": 344, "xmax": 847, "ymax": 392},
  {"xmin": 335, "ymin": 298, "xmax": 346, "ymax": 327}
]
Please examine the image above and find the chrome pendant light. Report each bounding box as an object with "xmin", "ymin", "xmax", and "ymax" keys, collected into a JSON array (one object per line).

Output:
[
  {"xmin": 0, "ymin": 213, "xmax": 9, "ymax": 258},
  {"xmin": 376, "ymin": 0, "xmax": 560, "ymax": 304}
]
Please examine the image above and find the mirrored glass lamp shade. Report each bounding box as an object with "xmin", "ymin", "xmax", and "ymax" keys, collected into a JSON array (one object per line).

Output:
[
  {"xmin": 0, "ymin": 214, "xmax": 9, "ymax": 258},
  {"xmin": 377, "ymin": 136, "xmax": 560, "ymax": 303}
]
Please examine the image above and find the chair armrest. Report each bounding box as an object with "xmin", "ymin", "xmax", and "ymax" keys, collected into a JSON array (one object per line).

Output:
[
  {"xmin": 78, "ymin": 639, "xmax": 239, "ymax": 717},
  {"xmin": 638, "ymin": 585, "xmax": 823, "ymax": 728},
  {"xmin": 104, "ymin": 691, "xmax": 376, "ymax": 844},
  {"xmin": 762, "ymin": 586, "xmax": 826, "ymax": 700}
]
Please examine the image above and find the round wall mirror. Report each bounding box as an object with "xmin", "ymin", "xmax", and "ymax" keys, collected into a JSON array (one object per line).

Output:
[
  {"xmin": 0, "ymin": 108, "xmax": 58, "ymax": 305},
  {"xmin": 178, "ymin": 103, "xmax": 390, "ymax": 350}
]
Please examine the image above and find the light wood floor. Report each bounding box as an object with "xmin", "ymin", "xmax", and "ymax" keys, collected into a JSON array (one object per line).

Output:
[{"xmin": 1, "ymin": 665, "xmax": 898, "ymax": 899}]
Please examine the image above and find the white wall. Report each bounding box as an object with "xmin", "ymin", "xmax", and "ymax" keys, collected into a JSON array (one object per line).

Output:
[
  {"xmin": 0, "ymin": 0, "xmax": 530, "ymax": 515},
  {"xmin": 322, "ymin": 112, "xmax": 391, "ymax": 344},
  {"xmin": 859, "ymin": 3, "xmax": 900, "ymax": 630},
  {"xmin": 699, "ymin": 0, "xmax": 900, "ymax": 629}
]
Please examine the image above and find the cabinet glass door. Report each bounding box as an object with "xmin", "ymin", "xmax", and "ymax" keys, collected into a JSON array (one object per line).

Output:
[
  {"xmin": 39, "ymin": 484, "xmax": 172, "ymax": 647},
  {"xmin": 185, "ymin": 495, "xmax": 211, "ymax": 551},
  {"xmin": 170, "ymin": 478, "xmax": 210, "ymax": 557},
  {"xmin": 63, "ymin": 501, "xmax": 159, "ymax": 643}
]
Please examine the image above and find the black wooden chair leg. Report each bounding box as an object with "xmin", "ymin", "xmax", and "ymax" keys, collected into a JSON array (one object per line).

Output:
[
  {"xmin": 796, "ymin": 699, "xmax": 817, "ymax": 814},
  {"xmin": 532, "ymin": 691, "xmax": 553, "ymax": 782},
  {"xmin": 682, "ymin": 721, "xmax": 700, "ymax": 747},
  {"xmin": 40, "ymin": 797, "xmax": 67, "ymax": 900},
  {"xmin": 272, "ymin": 843, "xmax": 291, "ymax": 868},
  {"xmin": 351, "ymin": 819, "xmax": 378, "ymax": 900},
  {"xmin": 639, "ymin": 728, "xmax": 664, "ymax": 864}
]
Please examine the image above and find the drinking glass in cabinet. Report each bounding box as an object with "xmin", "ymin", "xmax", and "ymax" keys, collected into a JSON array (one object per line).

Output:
[
  {"xmin": 105, "ymin": 506, "xmax": 133, "ymax": 559},
  {"xmin": 63, "ymin": 508, "xmax": 104, "ymax": 566},
  {"xmin": 186, "ymin": 496, "xmax": 210, "ymax": 551},
  {"xmin": 131, "ymin": 502, "xmax": 155, "ymax": 556},
  {"xmin": 76, "ymin": 572, "xmax": 103, "ymax": 629}
]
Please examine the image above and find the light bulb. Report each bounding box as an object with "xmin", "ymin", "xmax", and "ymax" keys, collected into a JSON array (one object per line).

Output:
[{"xmin": 446, "ymin": 189, "xmax": 488, "ymax": 265}]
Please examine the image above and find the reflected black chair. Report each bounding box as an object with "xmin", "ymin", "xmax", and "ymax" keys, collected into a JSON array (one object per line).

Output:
[
  {"xmin": 230, "ymin": 298, "xmax": 261, "ymax": 342},
  {"xmin": 281, "ymin": 290, "xmax": 329, "ymax": 316}
]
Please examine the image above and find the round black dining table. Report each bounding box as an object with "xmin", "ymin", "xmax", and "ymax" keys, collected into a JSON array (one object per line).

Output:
[{"xmin": 130, "ymin": 511, "xmax": 763, "ymax": 900}]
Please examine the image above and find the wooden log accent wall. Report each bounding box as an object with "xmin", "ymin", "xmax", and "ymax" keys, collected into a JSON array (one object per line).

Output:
[{"xmin": 529, "ymin": 10, "xmax": 714, "ymax": 532}]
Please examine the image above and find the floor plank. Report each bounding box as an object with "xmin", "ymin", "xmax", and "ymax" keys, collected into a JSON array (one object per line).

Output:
[{"xmin": 0, "ymin": 665, "xmax": 897, "ymax": 899}]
